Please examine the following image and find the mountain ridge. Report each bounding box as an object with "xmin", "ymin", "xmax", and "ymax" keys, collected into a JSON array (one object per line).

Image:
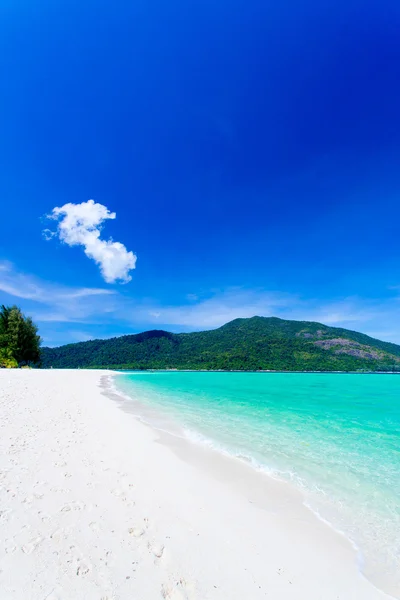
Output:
[{"xmin": 41, "ymin": 316, "xmax": 400, "ymax": 372}]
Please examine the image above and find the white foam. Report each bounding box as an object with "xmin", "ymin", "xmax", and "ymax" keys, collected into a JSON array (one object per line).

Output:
[{"xmin": 108, "ymin": 372, "xmax": 400, "ymax": 597}]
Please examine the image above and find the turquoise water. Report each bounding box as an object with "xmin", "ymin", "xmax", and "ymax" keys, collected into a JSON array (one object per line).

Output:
[{"xmin": 115, "ymin": 372, "xmax": 400, "ymax": 589}]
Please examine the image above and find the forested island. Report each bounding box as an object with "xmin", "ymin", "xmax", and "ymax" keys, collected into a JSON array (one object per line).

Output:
[{"xmin": 41, "ymin": 316, "xmax": 400, "ymax": 372}]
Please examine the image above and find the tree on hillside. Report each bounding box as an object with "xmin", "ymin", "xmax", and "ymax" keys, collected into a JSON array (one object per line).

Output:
[{"xmin": 0, "ymin": 305, "xmax": 41, "ymax": 367}]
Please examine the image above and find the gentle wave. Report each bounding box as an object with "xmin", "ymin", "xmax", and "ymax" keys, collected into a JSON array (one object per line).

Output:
[{"xmin": 113, "ymin": 371, "xmax": 400, "ymax": 595}]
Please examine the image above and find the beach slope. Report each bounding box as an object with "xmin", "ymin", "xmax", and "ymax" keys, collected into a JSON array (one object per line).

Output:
[{"xmin": 0, "ymin": 370, "xmax": 392, "ymax": 599}]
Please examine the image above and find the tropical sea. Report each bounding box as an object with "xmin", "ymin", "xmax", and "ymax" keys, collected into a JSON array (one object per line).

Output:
[{"xmin": 114, "ymin": 372, "xmax": 400, "ymax": 593}]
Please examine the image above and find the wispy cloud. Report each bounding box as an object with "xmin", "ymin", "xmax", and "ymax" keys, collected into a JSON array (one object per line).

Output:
[
  {"xmin": 3, "ymin": 261, "xmax": 400, "ymax": 344},
  {"xmin": 44, "ymin": 199, "xmax": 137, "ymax": 284},
  {"xmin": 0, "ymin": 260, "xmax": 116, "ymax": 324},
  {"xmin": 285, "ymin": 298, "xmax": 378, "ymax": 327},
  {"xmin": 68, "ymin": 331, "xmax": 95, "ymax": 342},
  {"xmin": 141, "ymin": 288, "xmax": 299, "ymax": 329},
  {"xmin": 136, "ymin": 289, "xmax": 400, "ymax": 343}
]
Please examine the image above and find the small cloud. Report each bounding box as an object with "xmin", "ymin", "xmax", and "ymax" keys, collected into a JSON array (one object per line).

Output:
[
  {"xmin": 143, "ymin": 288, "xmax": 297, "ymax": 329},
  {"xmin": 0, "ymin": 260, "xmax": 12, "ymax": 272},
  {"xmin": 0, "ymin": 261, "xmax": 118, "ymax": 324},
  {"xmin": 42, "ymin": 228, "xmax": 56, "ymax": 241},
  {"xmin": 44, "ymin": 199, "xmax": 137, "ymax": 284},
  {"xmin": 69, "ymin": 331, "xmax": 95, "ymax": 342},
  {"xmin": 61, "ymin": 288, "xmax": 115, "ymax": 299},
  {"xmin": 186, "ymin": 293, "xmax": 198, "ymax": 301}
]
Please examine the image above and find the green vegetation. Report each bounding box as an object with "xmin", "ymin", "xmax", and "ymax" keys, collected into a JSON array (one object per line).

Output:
[
  {"xmin": 0, "ymin": 305, "xmax": 41, "ymax": 368},
  {"xmin": 41, "ymin": 316, "xmax": 400, "ymax": 372}
]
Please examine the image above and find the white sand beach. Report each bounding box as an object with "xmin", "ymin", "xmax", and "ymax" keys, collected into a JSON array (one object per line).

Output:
[{"xmin": 0, "ymin": 369, "xmax": 394, "ymax": 599}]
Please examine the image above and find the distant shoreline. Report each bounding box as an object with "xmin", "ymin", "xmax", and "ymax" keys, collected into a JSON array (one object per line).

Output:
[
  {"xmin": 109, "ymin": 368, "xmax": 400, "ymax": 374},
  {"xmin": 41, "ymin": 316, "xmax": 400, "ymax": 372}
]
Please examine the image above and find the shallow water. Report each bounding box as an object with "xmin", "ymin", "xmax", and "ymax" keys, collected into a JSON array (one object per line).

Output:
[{"xmin": 115, "ymin": 371, "xmax": 400, "ymax": 592}]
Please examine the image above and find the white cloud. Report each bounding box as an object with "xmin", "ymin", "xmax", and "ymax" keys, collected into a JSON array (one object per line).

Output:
[
  {"xmin": 0, "ymin": 261, "xmax": 116, "ymax": 324},
  {"xmin": 68, "ymin": 331, "xmax": 95, "ymax": 342},
  {"xmin": 45, "ymin": 199, "xmax": 137, "ymax": 284},
  {"xmin": 141, "ymin": 288, "xmax": 298, "ymax": 329},
  {"xmin": 42, "ymin": 228, "xmax": 56, "ymax": 241},
  {"xmin": 4, "ymin": 260, "xmax": 400, "ymax": 345},
  {"xmin": 0, "ymin": 260, "xmax": 13, "ymax": 272},
  {"xmin": 149, "ymin": 311, "xmax": 161, "ymax": 318},
  {"xmin": 133, "ymin": 288, "xmax": 400, "ymax": 343}
]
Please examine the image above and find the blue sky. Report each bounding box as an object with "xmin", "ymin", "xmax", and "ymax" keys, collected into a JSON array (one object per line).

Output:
[{"xmin": 1, "ymin": 0, "xmax": 400, "ymax": 346}]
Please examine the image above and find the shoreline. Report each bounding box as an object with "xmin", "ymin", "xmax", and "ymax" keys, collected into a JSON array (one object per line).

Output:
[
  {"xmin": 0, "ymin": 369, "xmax": 396, "ymax": 599},
  {"xmin": 109, "ymin": 368, "xmax": 400, "ymax": 374},
  {"xmin": 108, "ymin": 372, "xmax": 399, "ymax": 599}
]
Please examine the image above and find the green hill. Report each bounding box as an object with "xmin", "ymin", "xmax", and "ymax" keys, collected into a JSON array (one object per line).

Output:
[{"xmin": 40, "ymin": 316, "xmax": 400, "ymax": 372}]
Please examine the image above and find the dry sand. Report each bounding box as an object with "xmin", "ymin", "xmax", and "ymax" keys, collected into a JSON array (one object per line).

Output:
[{"xmin": 0, "ymin": 369, "xmax": 394, "ymax": 599}]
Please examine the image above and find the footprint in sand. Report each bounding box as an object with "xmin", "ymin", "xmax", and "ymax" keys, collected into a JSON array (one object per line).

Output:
[
  {"xmin": 128, "ymin": 518, "xmax": 149, "ymax": 538},
  {"xmin": 128, "ymin": 526, "xmax": 145, "ymax": 538},
  {"xmin": 76, "ymin": 562, "xmax": 91, "ymax": 576},
  {"xmin": 148, "ymin": 541, "xmax": 165, "ymax": 560},
  {"xmin": 60, "ymin": 501, "xmax": 85, "ymax": 512},
  {"xmin": 161, "ymin": 579, "xmax": 194, "ymax": 600},
  {"xmin": 22, "ymin": 493, "xmax": 44, "ymax": 504},
  {"xmin": 22, "ymin": 535, "xmax": 43, "ymax": 554},
  {"xmin": 110, "ymin": 486, "xmax": 135, "ymax": 505},
  {"xmin": 50, "ymin": 529, "xmax": 63, "ymax": 543},
  {"xmin": 0, "ymin": 508, "xmax": 12, "ymax": 522},
  {"xmin": 110, "ymin": 488, "xmax": 127, "ymax": 501}
]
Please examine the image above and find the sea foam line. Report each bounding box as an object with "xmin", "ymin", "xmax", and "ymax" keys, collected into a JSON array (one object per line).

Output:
[{"xmin": 108, "ymin": 373, "xmax": 397, "ymax": 599}]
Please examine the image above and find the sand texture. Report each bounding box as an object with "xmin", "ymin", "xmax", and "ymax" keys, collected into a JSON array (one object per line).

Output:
[{"xmin": 0, "ymin": 369, "xmax": 393, "ymax": 599}]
